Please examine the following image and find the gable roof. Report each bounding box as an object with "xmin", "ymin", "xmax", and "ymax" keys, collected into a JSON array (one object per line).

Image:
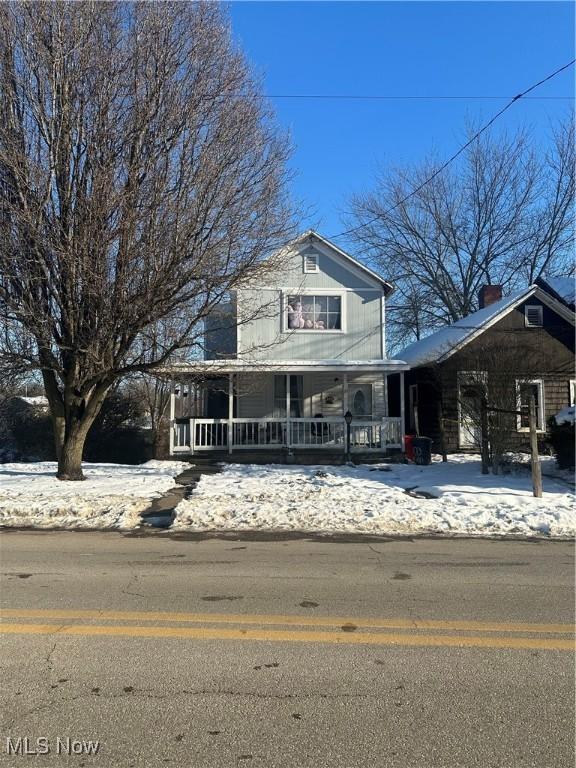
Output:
[
  {"xmin": 289, "ymin": 230, "xmax": 395, "ymax": 295},
  {"xmin": 398, "ymin": 285, "xmax": 575, "ymax": 367},
  {"xmin": 535, "ymin": 276, "xmax": 575, "ymax": 309}
]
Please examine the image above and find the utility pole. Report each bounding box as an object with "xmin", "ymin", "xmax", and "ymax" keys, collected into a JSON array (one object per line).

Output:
[{"xmin": 529, "ymin": 395, "xmax": 543, "ymax": 498}]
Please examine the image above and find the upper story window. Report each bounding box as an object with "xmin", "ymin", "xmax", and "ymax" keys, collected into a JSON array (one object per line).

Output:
[
  {"xmin": 303, "ymin": 252, "xmax": 319, "ymax": 273},
  {"xmin": 524, "ymin": 305, "xmax": 543, "ymax": 327},
  {"xmin": 286, "ymin": 294, "xmax": 342, "ymax": 331}
]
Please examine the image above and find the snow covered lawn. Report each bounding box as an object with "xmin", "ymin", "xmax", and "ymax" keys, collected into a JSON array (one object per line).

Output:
[
  {"xmin": 173, "ymin": 455, "xmax": 575, "ymax": 538},
  {"xmin": 0, "ymin": 460, "xmax": 190, "ymax": 530}
]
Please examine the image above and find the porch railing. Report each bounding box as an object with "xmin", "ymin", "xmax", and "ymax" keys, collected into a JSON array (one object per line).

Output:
[{"xmin": 172, "ymin": 416, "xmax": 403, "ymax": 454}]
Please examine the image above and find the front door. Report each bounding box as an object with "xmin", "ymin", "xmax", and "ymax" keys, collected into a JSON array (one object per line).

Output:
[
  {"xmin": 458, "ymin": 374, "xmax": 485, "ymax": 448},
  {"xmin": 350, "ymin": 385, "xmax": 372, "ymax": 418}
]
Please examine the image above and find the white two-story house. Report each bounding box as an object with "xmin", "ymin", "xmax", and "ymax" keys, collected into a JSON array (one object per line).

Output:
[{"xmin": 168, "ymin": 231, "xmax": 408, "ymax": 457}]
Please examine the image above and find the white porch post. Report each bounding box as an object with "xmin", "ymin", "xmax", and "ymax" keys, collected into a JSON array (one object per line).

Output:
[
  {"xmin": 400, "ymin": 371, "xmax": 406, "ymax": 451},
  {"xmin": 228, "ymin": 373, "xmax": 233, "ymax": 455},
  {"xmin": 169, "ymin": 380, "xmax": 175, "ymax": 455},
  {"xmin": 286, "ymin": 373, "xmax": 291, "ymax": 448},
  {"xmin": 342, "ymin": 372, "xmax": 349, "ymax": 413}
]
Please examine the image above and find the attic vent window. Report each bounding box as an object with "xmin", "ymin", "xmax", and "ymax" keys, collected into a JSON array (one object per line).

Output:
[
  {"xmin": 524, "ymin": 305, "xmax": 543, "ymax": 327},
  {"xmin": 303, "ymin": 253, "xmax": 319, "ymax": 273}
]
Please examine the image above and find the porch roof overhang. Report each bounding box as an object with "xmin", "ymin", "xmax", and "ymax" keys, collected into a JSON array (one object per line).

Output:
[{"xmin": 165, "ymin": 358, "xmax": 409, "ymax": 375}]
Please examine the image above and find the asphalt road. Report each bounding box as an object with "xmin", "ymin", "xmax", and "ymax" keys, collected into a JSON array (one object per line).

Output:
[{"xmin": 0, "ymin": 531, "xmax": 574, "ymax": 768}]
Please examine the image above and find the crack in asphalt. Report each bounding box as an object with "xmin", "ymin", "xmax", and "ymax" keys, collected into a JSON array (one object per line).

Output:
[
  {"xmin": 121, "ymin": 562, "xmax": 146, "ymax": 599},
  {"xmin": 9, "ymin": 686, "xmax": 390, "ymax": 726}
]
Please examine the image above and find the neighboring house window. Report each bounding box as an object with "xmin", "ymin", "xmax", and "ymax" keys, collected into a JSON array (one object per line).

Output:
[
  {"xmin": 286, "ymin": 294, "xmax": 342, "ymax": 331},
  {"xmin": 516, "ymin": 379, "xmax": 545, "ymax": 431},
  {"xmin": 303, "ymin": 253, "xmax": 319, "ymax": 273},
  {"xmin": 273, "ymin": 375, "xmax": 303, "ymax": 418},
  {"xmin": 524, "ymin": 305, "xmax": 543, "ymax": 327}
]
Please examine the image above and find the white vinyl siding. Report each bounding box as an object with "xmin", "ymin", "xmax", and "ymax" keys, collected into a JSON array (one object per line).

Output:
[
  {"xmin": 241, "ymin": 288, "xmax": 381, "ymax": 359},
  {"xmin": 236, "ymin": 237, "xmax": 386, "ymax": 360}
]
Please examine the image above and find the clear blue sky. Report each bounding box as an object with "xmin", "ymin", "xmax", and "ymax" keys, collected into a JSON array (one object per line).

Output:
[{"xmin": 229, "ymin": 1, "xmax": 575, "ymax": 243}]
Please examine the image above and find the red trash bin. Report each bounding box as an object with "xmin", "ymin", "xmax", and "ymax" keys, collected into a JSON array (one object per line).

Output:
[{"xmin": 404, "ymin": 434, "xmax": 415, "ymax": 461}]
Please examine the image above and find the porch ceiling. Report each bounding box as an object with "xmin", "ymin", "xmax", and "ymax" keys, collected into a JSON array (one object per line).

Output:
[{"xmin": 166, "ymin": 358, "xmax": 409, "ymax": 374}]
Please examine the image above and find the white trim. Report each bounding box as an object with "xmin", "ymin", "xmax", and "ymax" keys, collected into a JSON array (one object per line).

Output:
[
  {"xmin": 380, "ymin": 293, "xmax": 386, "ymax": 358},
  {"xmin": 228, "ymin": 373, "xmax": 233, "ymax": 455},
  {"xmin": 570, "ymin": 380, "xmax": 576, "ymax": 406},
  {"xmin": 169, "ymin": 382, "xmax": 175, "ymax": 455},
  {"xmin": 236, "ymin": 315, "xmax": 242, "ymax": 356},
  {"xmin": 516, "ymin": 379, "xmax": 545, "ymax": 432},
  {"xmin": 524, "ymin": 304, "xmax": 543, "ymax": 327},
  {"xmin": 281, "ymin": 290, "xmax": 347, "ymax": 334},
  {"xmin": 243, "ymin": 286, "xmax": 383, "ymax": 293},
  {"xmin": 165, "ymin": 359, "xmax": 410, "ymax": 374}
]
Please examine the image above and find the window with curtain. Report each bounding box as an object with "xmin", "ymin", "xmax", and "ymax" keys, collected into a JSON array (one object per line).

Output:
[{"xmin": 286, "ymin": 295, "xmax": 342, "ymax": 331}]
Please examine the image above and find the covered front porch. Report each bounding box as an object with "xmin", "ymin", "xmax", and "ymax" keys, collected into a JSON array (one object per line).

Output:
[{"xmin": 167, "ymin": 360, "xmax": 408, "ymax": 457}]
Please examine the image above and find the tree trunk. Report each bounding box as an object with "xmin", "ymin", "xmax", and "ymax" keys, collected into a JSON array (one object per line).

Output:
[
  {"xmin": 52, "ymin": 414, "xmax": 65, "ymax": 462},
  {"xmin": 55, "ymin": 386, "xmax": 111, "ymax": 481},
  {"xmin": 41, "ymin": 369, "xmax": 66, "ymax": 461},
  {"xmin": 57, "ymin": 430, "xmax": 87, "ymax": 481}
]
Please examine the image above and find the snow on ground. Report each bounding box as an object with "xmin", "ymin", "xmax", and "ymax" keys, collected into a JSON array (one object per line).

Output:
[
  {"xmin": 173, "ymin": 454, "xmax": 575, "ymax": 538},
  {"xmin": 0, "ymin": 460, "xmax": 190, "ymax": 530}
]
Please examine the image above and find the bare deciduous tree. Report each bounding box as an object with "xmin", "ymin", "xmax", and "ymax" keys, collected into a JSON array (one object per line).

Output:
[
  {"xmin": 348, "ymin": 121, "xmax": 575, "ymax": 352},
  {"xmin": 0, "ymin": 2, "xmax": 295, "ymax": 479}
]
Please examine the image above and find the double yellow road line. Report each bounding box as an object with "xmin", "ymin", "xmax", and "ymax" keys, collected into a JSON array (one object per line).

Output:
[{"xmin": 0, "ymin": 608, "xmax": 574, "ymax": 651}]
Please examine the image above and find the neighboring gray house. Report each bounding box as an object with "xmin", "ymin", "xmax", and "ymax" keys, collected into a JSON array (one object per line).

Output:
[
  {"xmin": 167, "ymin": 231, "xmax": 408, "ymax": 457},
  {"xmin": 397, "ymin": 282, "xmax": 575, "ymax": 452}
]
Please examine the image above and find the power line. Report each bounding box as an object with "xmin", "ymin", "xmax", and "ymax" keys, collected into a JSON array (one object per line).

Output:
[
  {"xmin": 258, "ymin": 95, "xmax": 574, "ymax": 100},
  {"xmin": 327, "ymin": 58, "xmax": 576, "ymax": 242}
]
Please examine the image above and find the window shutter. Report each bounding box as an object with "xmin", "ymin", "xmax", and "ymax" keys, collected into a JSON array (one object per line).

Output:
[{"xmin": 524, "ymin": 305, "xmax": 543, "ymax": 327}]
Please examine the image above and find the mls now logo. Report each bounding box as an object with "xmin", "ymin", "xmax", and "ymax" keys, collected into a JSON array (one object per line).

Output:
[{"xmin": 5, "ymin": 737, "xmax": 100, "ymax": 756}]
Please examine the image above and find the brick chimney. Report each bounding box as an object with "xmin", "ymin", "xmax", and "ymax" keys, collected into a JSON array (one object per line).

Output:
[{"xmin": 478, "ymin": 284, "xmax": 503, "ymax": 309}]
